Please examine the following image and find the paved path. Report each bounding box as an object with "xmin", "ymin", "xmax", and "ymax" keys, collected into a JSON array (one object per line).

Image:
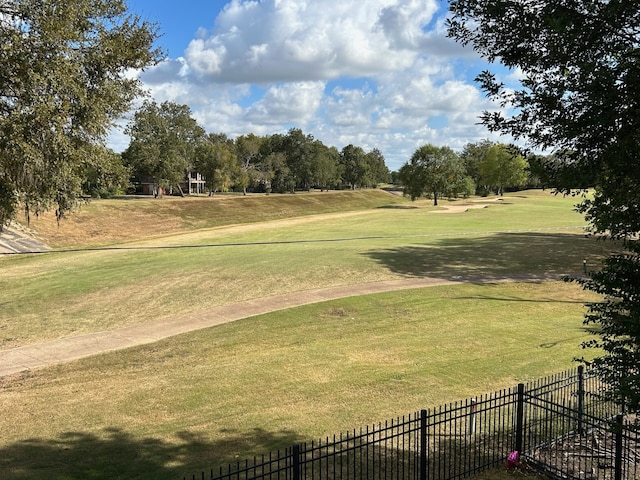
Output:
[
  {"xmin": 0, "ymin": 274, "xmax": 558, "ymax": 378},
  {"xmin": 0, "ymin": 223, "xmax": 50, "ymax": 255}
]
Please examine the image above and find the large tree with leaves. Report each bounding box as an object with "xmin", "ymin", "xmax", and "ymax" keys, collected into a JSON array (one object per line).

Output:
[
  {"xmin": 448, "ymin": 0, "xmax": 640, "ymax": 409},
  {"xmin": 0, "ymin": 0, "xmax": 161, "ymax": 226},
  {"xmin": 398, "ymin": 144, "xmax": 469, "ymax": 206},
  {"xmin": 235, "ymin": 133, "xmax": 265, "ymax": 195},
  {"xmin": 124, "ymin": 101, "xmax": 205, "ymax": 196},
  {"xmin": 339, "ymin": 144, "xmax": 369, "ymax": 190},
  {"xmin": 478, "ymin": 144, "xmax": 529, "ymax": 196},
  {"xmin": 194, "ymin": 133, "xmax": 237, "ymax": 196},
  {"xmin": 366, "ymin": 148, "xmax": 391, "ymax": 187}
]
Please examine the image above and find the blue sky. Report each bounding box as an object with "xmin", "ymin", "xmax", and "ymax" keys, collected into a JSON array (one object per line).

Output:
[{"xmin": 115, "ymin": 0, "xmax": 519, "ymax": 171}]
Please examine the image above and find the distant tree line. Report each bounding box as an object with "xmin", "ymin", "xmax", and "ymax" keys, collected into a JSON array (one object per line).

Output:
[
  {"xmin": 84, "ymin": 99, "xmax": 566, "ymax": 201},
  {"xmin": 88, "ymin": 100, "xmax": 390, "ymax": 198},
  {"xmin": 397, "ymin": 140, "xmax": 559, "ymax": 205}
]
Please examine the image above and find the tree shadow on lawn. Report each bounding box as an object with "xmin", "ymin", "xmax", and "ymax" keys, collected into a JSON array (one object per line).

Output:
[
  {"xmin": 0, "ymin": 427, "xmax": 303, "ymax": 480},
  {"xmin": 364, "ymin": 231, "xmax": 615, "ymax": 280},
  {"xmin": 453, "ymin": 294, "xmax": 587, "ymax": 305}
]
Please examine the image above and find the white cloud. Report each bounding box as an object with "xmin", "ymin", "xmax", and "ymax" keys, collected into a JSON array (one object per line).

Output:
[
  {"xmin": 183, "ymin": 0, "xmax": 440, "ymax": 83},
  {"xmin": 244, "ymin": 81, "xmax": 325, "ymax": 124}
]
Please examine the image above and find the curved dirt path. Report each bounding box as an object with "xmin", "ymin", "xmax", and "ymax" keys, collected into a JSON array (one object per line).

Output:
[{"xmin": 0, "ymin": 273, "xmax": 558, "ymax": 378}]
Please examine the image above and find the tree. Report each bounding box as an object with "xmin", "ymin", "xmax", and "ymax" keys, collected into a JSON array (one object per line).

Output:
[
  {"xmin": 283, "ymin": 128, "xmax": 315, "ymax": 191},
  {"xmin": 262, "ymin": 133, "xmax": 296, "ymax": 194},
  {"xmin": 460, "ymin": 140, "xmax": 494, "ymax": 194},
  {"xmin": 82, "ymin": 149, "xmax": 131, "ymax": 198},
  {"xmin": 311, "ymin": 142, "xmax": 340, "ymax": 191},
  {"xmin": 398, "ymin": 144, "xmax": 466, "ymax": 205},
  {"xmin": 124, "ymin": 101, "xmax": 205, "ymax": 196},
  {"xmin": 194, "ymin": 133, "xmax": 236, "ymax": 195},
  {"xmin": 398, "ymin": 144, "xmax": 468, "ymax": 206},
  {"xmin": 460, "ymin": 140, "xmax": 529, "ymax": 195},
  {"xmin": 366, "ymin": 148, "xmax": 391, "ymax": 186},
  {"xmin": 340, "ymin": 145, "xmax": 369, "ymax": 190},
  {"xmin": 235, "ymin": 133, "xmax": 265, "ymax": 195},
  {"xmin": 0, "ymin": 0, "xmax": 161, "ymax": 226},
  {"xmin": 478, "ymin": 144, "xmax": 529, "ymax": 196},
  {"xmin": 448, "ymin": 1, "xmax": 640, "ymax": 409}
]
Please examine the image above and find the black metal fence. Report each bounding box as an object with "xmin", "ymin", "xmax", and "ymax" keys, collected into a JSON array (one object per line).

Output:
[{"xmin": 184, "ymin": 367, "xmax": 638, "ymax": 480}]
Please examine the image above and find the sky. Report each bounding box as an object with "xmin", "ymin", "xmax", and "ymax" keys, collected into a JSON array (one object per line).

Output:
[{"xmin": 113, "ymin": 0, "xmax": 521, "ymax": 171}]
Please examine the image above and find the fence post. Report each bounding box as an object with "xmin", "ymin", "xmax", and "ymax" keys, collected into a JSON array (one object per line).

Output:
[
  {"xmin": 615, "ymin": 414, "xmax": 623, "ymax": 480},
  {"xmin": 293, "ymin": 444, "xmax": 301, "ymax": 480},
  {"xmin": 515, "ymin": 383, "xmax": 525, "ymax": 454},
  {"xmin": 577, "ymin": 365, "xmax": 585, "ymax": 435},
  {"xmin": 420, "ymin": 409, "xmax": 427, "ymax": 480},
  {"xmin": 469, "ymin": 399, "xmax": 477, "ymax": 436}
]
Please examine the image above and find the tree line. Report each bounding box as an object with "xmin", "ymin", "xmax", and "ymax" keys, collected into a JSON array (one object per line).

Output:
[
  {"xmin": 396, "ymin": 141, "xmax": 560, "ymax": 206},
  {"xmin": 115, "ymin": 98, "xmax": 556, "ymax": 201},
  {"xmin": 95, "ymin": 96, "xmax": 560, "ymax": 202},
  {"xmin": 110, "ymin": 100, "xmax": 391, "ymax": 197}
]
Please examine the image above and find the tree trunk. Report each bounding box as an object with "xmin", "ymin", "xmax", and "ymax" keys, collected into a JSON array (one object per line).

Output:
[{"xmin": 433, "ymin": 191, "xmax": 439, "ymax": 206}]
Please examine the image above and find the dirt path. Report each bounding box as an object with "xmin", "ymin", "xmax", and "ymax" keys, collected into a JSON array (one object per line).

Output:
[{"xmin": 0, "ymin": 273, "xmax": 557, "ymax": 378}]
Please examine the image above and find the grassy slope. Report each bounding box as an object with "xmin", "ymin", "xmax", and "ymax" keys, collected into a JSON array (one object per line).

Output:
[
  {"xmin": 0, "ymin": 189, "xmax": 612, "ymax": 479},
  {"xmin": 1, "ymin": 282, "xmax": 597, "ymax": 479},
  {"xmin": 23, "ymin": 190, "xmax": 409, "ymax": 248}
]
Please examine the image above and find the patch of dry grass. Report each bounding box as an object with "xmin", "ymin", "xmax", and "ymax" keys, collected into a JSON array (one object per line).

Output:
[{"xmin": 22, "ymin": 190, "xmax": 411, "ymax": 248}]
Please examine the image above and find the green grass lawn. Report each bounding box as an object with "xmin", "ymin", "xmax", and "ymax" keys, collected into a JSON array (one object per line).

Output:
[
  {"xmin": 0, "ymin": 189, "xmax": 613, "ymax": 479},
  {"xmin": 1, "ymin": 282, "xmax": 597, "ymax": 479}
]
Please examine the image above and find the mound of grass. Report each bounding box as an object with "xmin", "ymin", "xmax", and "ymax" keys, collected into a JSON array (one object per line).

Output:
[{"xmin": 22, "ymin": 190, "xmax": 411, "ymax": 248}]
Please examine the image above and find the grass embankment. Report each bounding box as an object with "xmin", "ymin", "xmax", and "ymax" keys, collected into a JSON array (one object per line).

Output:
[
  {"xmin": 23, "ymin": 189, "xmax": 409, "ymax": 248},
  {"xmin": 0, "ymin": 189, "xmax": 614, "ymax": 479}
]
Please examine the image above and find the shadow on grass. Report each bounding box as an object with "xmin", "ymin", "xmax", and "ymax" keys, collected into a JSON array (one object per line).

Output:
[
  {"xmin": 363, "ymin": 232, "xmax": 614, "ymax": 279},
  {"xmin": 0, "ymin": 427, "xmax": 303, "ymax": 480},
  {"xmin": 376, "ymin": 205, "xmax": 420, "ymax": 209}
]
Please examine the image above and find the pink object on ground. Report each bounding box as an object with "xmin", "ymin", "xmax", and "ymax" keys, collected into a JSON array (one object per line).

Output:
[{"xmin": 506, "ymin": 450, "xmax": 519, "ymax": 470}]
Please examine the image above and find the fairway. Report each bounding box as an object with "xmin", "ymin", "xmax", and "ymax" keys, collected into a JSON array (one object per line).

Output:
[
  {"xmin": 0, "ymin": 191, "xmax": 609, "ymax": 348},
  {"xmin": 0, "ymin": 190, "xmax": 616, "ymax": 479}
]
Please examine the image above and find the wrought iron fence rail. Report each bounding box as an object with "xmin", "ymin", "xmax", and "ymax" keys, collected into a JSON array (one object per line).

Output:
[{"xmin": 188, "ymin": 367, "xmax": 635, "ymax": 480}]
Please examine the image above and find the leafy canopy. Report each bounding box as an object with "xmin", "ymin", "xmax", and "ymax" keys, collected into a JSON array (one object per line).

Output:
[
  {"xmin": 398, "ymin": 144, "xmax": 468, "ymax": 206},
  {"xmin": 0, "ymin": 0, "xmax": 162, "ymax": 225},
  {"xmin": 123, "ymin": 101, "xmax": 206, "ymax": 194},
  {"xmin": 448, "ymin": 0, "xmax": 640, "ymax": 409}
]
